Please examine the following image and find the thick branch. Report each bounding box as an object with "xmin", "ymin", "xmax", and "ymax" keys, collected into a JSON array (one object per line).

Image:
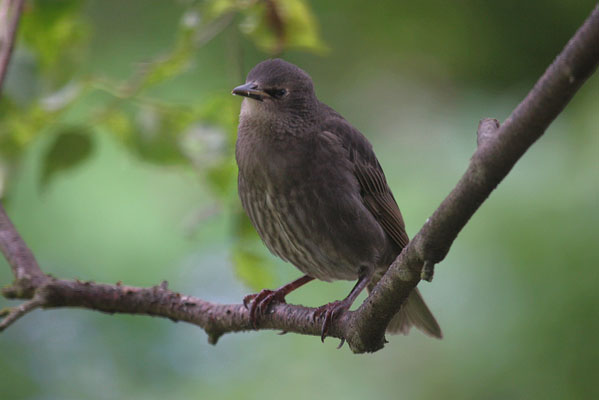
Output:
[
  {"xmin": 346, "ymin": 5, "xmax": 599, "ymax": 352},
  {"xmin": 2, "ymin": 278, "xmax": 346, "ymax": 344},
  {"xmin": 1, "ymin": 5, "xmax": 598, "ymax": 353}
]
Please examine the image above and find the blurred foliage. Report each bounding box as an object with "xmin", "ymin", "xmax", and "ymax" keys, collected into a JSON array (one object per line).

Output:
[
  {"xmin": 1, "ymin": 0, "xmax": 325, "ymax": 180},
  {"xmin": 19, "ymin": 0, "xmax": 89, "ymax": 87},
  {"xmin": 240, "ymin": 0, "xmax": 327, "ymax": 54},
  {"xmin": 206, "ymin": 0, "xmax": 326, "ymax": 54},
  {"xmin": 1, "ymin": 0, "xmax": 325, "ymax": 288},
  {"xmin": 40, "ymin": 126, "xmax": 93, "ymax": 189},
  {"xmin": 0, "ymin": 1, "xmax": 598, "ymax": 399}
]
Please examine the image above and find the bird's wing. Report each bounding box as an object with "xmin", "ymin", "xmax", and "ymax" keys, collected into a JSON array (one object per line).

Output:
[
  {"xmin": 321, "ymin": 113, "xmax": 410, "ymax": 249},
  {"xmin": 353, "ymin": 153, "xmax": 410, "ymax": 248},
  {"xmin": 321, "ymin": 110, "xmax": 442, "ymax": 339}
]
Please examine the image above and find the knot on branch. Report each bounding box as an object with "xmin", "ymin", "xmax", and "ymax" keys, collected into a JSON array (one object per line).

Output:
[
  {"xmin": 206, "ymin": 329, "xmax": 224, "ymax": 345},
  {"xmin": 2, "ymin": 274, "xmax": 50, "ymax": 299},
  {"xmin": 477, "ymin": 118, "xmax": 501, "ymax": 146}
]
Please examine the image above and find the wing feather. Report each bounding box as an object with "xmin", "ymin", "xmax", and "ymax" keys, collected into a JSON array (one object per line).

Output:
[{"xmin": 321, "ymin": 114, "xmax": 409, "ymax": 249}]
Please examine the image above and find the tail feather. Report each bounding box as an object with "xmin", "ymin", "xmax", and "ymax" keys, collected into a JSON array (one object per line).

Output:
[{"xmin": 385, "ymin": 288, "xmax": 442, "ymax": 338}]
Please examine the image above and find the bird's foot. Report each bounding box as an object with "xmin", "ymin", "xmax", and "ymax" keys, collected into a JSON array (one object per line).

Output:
[
  {"xmin": 243, "ymin": 289, "xmax": 287, "ymax": 329},
  {"xmin": 313, "ymin": 299, "xmax": 351, "ymax": 342},
  {"xmin": 243, "ymin": 275, "xmax": 315, "ymax": 329}
]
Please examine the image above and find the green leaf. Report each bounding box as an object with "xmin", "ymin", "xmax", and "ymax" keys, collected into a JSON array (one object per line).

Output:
[
  {"xmin": 40, "ymin": 127, "xmax": 94, "ymax": 189},
  {"xmin": 20, "ymin": 0, "xmax": 89, "ymax": 87},
  {"xmin": 204, "ymin": 0, "xmax": 239, "ymax": 20},
  {"xmin": 240, "ymin": 0, "xmax": 327, "ymax": 55},
  {"xmin": 0, "ymin": 100, "xmax": 56, "ymax": 162}
]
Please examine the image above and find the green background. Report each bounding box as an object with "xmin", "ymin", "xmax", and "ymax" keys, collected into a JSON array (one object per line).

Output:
[{"xmin": 1, "ymin": 1, "xmax": 598, "ymax": 399}]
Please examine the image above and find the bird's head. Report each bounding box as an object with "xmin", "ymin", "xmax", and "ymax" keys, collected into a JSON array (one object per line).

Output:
[{"xmin": 232, "ymin": 59, "xmax": 318, "ymax": 120}]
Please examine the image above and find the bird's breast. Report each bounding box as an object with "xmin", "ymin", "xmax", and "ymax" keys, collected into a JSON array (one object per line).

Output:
[
  {"xmin": 236, "ymin": 123, "xmax": 312, "ymax": 189},
  {"xmin": 238, "ymin": 177, "xmax": 362, "ymax": 281},
  {"xmin": 236, "ymin": 122, "xmax": 389, "ymax": 281}
]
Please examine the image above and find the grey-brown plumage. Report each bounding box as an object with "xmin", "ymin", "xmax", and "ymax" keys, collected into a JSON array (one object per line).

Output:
[{"xmin": 233, "ymin": 59, "xmax": 441, "ymax": 339}]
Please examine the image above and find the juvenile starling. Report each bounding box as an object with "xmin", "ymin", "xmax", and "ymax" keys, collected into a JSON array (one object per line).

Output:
[{"xmin": 232, "ymin": 59, "xmax": 441, "ymax": 340}]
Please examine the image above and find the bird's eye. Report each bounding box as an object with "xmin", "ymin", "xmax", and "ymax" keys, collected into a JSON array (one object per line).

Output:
[{"xmin": 265, "ymin": 88, "xmax": 288, "ymax": 99}]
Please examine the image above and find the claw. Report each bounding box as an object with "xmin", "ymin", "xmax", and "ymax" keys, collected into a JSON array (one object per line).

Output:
[
  {"xmin": 320, "ymin": 313, "xmax": 330, "ymax": 342},
  {"xmin": 243, "ymin": 289, "xmax": 287, "ymax": 329},
  {"xmin": 313, "ymin": 300, "xmax": 351, "ymax": 342},
  {"xmin": 242, "ymin": 275, "xmax": 315, "ymax": 330},
  {"xmin": 243, "ymin": 293, "xmax": 256, "ymax": 309}
]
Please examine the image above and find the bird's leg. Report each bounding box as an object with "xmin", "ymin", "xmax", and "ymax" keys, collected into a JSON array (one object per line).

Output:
[
  {"xmin": 313, "ymin": 267, "xmax": 373, "ymax": 342},
  {"xmin": 243, "ymin": 275, "xmax": 314, "ymax": 328}
]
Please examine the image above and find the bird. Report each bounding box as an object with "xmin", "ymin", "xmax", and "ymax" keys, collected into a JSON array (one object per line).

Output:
[{"xmin": 232, "ymin": 58, "xmax": 441, "ymax": 340}]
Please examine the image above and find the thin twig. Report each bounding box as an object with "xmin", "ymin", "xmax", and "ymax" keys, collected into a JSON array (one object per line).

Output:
[
  {"xmin": 0, "ymin": 0, "xmax": 25, "ymax": 92},
  {"xmin": 0, "ymin": 294, "xmax": 44, "ymax": 331}
]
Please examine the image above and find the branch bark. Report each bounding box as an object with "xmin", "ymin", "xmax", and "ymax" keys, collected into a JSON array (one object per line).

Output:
[
  {"xmin": 0, "ymin": 0, "xmax": 25, "ymax": 93},
  {"xmin": 1, "ymin": 5, "xmax": 598, "ymax": 353}
]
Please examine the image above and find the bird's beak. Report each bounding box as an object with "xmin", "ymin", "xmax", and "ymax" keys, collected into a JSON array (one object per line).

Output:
[{"xmin": 231, "ymin": 82, "xmax": 267, "ymax": 102}]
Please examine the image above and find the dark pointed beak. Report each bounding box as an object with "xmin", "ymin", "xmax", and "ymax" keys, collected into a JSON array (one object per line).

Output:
[{"xmin": 231, "ymin": 82, "xmax": 267, "ymax": 102}]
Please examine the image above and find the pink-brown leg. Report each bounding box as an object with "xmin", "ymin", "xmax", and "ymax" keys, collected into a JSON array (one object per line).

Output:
[
  {"xmin": 313, "ymin": 268, "xmax": 372, "ymax": 342},
  {"xmin": 244, "ymin": 275, "xmax": 314, "ymax": 328}
]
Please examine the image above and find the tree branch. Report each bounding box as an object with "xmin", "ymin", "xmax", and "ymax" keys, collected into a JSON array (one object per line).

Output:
[
  {"xmin": 0, "ymin": 0, "xmax": 25, "ymax": 93},
  {"xmin": 0, "ymin": 293, "xmax": 43, "ymax": 331},
  {"xmin": 0, "ymin": 203, "xmax": 46, "ymax": 295},
  {"xmin": 345, "ymin": 5, "xmax": 599, "ymax": 352},
  {"xmin": 1, "ymin": 5, "xmax": 598, "ymax": 353}
]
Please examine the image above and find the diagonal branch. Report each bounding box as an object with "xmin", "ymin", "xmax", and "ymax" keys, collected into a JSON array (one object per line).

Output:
[
  {"xmin": 345, "ymin": 5, "xmax": 599, "ymax": 352},
  {"xmin": 1, "ymin": 5, "xmax": 598, "ymax": 353},
  {"xmin": 0, "ymin": 203, "xmax": 47, "ymax": 295},
  {"xmin": 0, "ymin": 0, "xmax": 25, "ymax": 92}
]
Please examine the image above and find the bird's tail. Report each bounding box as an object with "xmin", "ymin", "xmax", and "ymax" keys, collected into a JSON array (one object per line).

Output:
[
  {"xmin": 367, "ymin": 282, "xmax": 442, "ymax": 338},
  {"xmin": 387, "ymin": 288, "xmax": 442, "ymax": 338}
]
